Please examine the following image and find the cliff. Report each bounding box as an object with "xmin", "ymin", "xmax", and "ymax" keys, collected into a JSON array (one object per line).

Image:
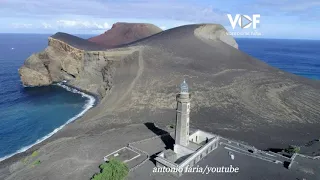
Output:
[
  {"xmin": 88, "ymin": 22, "xmax": 162, "ymax": 48},
  {"xmin": 19, "ymin": 24, "xmax": 238, "ymax": 98},
  {"xmin": 18, "ymin": 34, "xmax": 136, "ymax": 98},
  {"xmin": 7, "ymin": 23, "xmax": 320, "ymax": 180}
]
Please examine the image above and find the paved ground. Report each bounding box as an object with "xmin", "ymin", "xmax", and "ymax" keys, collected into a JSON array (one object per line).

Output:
[
  {"xmin": 129, "ymin": 146, "xmax": 316, "ymax": 180},
  {"xmin": 126, "ymin": 129, "xmax": 318, "ymax": 180},
  {"xmin": 290, "ymin": 154, "xmax": 320, "ymax": 179},
  {"xmin": 104, "ymin": 147, "xmax": 139, "ymax": 163}
]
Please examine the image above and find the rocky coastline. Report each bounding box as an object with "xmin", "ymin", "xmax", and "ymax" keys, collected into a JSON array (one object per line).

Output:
[{"xmin": 2, "ymin": 23, "xmax": 319, "ymax": 180}]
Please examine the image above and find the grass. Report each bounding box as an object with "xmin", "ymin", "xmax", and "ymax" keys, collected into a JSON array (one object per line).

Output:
[
  {"xmin": 31, "ymin": 151, "xmax": 39, "ymax": 157},
  {"xmin": 21, "ymin": 150, "xmax": 39, "ymax": 165},
  {"xmin": 31, "ymin": 160, "xmax": 41, "ymax": 167},
  {"xmin": 91, "ymin": 158, "xmax": 129, "ymax": 180}
]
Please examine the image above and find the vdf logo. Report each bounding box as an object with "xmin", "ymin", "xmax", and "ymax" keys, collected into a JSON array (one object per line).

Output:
[{"xmin": 227, "ymin": 14, "xmax": 260, "ymax": 29}]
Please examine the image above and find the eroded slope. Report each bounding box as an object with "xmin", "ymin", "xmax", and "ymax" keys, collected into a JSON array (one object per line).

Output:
[{"xmin": 7, "ymin": 24, "xmax": 320, "ymax": 180}]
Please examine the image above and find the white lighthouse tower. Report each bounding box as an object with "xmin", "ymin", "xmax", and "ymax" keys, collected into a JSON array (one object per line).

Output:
[{"xmin": 174, "ymin": 79, "xmax": 191, "ymax": 147}]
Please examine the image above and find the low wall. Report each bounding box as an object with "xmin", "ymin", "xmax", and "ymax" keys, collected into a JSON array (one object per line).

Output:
[
  {"xmin": 288, "ymin": 153, "xmax": 320, "ymax": 169},
  {"xmin": 178, "ymin": 137, "xmax": 219, "ymax": 173}
]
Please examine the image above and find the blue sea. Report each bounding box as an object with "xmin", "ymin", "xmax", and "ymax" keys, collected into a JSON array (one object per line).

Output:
[
  {"xmin": 0, "ymin": 34, "xmax": 95, "ymax": 161},
  {"xmin": 237, "ymin": 38, "xmax": 320, "ymax": 80},
  {"xmin": 0, "ymin": 35, "xmax": 319, "ymax": 162}
]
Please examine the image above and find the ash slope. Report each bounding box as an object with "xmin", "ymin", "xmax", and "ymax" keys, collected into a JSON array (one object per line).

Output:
[
  {"xmin": 51, "ymin": 32, "xmax": 106, "ymax": 51},
  {"xmin": 4, "ymin": 24, "xmax": 320, "ymax": 180},
  {"xmin": 98, "ymin": 24, "xmax": 320, "ymax": 127},
  {"xmin": 88, "ymin": 22, "xmax": 162, "ymax": 48},
  {"xmin": 102, "ymin": 24, "xmax": 320, "ymax": 144}
]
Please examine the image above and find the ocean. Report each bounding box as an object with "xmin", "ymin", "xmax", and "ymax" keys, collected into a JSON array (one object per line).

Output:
[
  {"xmin": 0, "ymin": 34, "xmax": 95, "ymax": 161},
  {"xmin": 237, "ymin": 38, "xmax": 320, "ymax": 80},
  {"xmin": 0, "ymin": 35, "xmax": 319, "ymax": 162}
]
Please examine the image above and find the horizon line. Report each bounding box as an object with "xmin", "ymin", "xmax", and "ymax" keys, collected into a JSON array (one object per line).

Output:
[{"xmin": 0, "ymin": 32, "xmax": 319, "ymax": 41}]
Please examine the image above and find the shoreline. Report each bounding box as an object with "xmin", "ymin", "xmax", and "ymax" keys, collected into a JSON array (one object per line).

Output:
[{"xmin": 0, "ymin": 83, "xmax": 97, "ymax": 162}]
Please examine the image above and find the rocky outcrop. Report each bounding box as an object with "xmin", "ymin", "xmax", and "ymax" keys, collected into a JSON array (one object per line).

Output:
[
  {"xmin": 9, "ymin": 23, "xmax": 320, "ymax": 180},
  {"xmin": 88, "ymin": 22, "xmax": 162, "ymax": 48},
  {"xmin": 19, "ymin": 23, "xmax": 238, "ymax": 98},
  {"xmin": 18, "ymin": 34, "xmax": 136, "ymax": 98},
  {"xmin": 194, "ymin": 24, "xmax": 238, "ymax": 49},
  {"xmin": 19, "ymin": 66, "xmax": 52, "ymax": 86}
]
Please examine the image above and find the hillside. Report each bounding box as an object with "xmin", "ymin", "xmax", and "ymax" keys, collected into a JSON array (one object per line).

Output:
[
  {"xmin": 4, "ymin": 23, "xmax": 320, "ymax": 180},
  {"xmin": 51, "ymin": 32, "xmax": 105, "ymax": 51},
  {"xmin": 88, "ymin": 22, "xmax": 162, "ymax": 48}
]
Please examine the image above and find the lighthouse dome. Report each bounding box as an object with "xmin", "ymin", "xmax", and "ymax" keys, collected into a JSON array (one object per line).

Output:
[{"xmin": 180, "ymin": 79, "xmax": 188, "ymax": 94}]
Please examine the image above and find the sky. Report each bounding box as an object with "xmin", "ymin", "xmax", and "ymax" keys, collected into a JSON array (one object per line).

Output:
[{"xmin": 0, "ymin": 0, "xmax": 319, "ymax": 39}]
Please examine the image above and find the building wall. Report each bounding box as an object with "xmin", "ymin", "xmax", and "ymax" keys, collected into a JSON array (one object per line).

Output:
[
  {"xmin": 179, "ymin": 137, "xmax": 219, "ymax": 170},
  {"xmin": 189, "ymin": 130, "xmax": 215, "ymax": 145},
  {"xmin": 175, "ymin": 95, "xmax": 190, "ymax": 147},
  {"xmin": 155, "ymin": 135, "xmax": 219, "ymax": 177},
  {"xmin": 174, "ymin": 144, "xmax": 194, "ymax": 159}
]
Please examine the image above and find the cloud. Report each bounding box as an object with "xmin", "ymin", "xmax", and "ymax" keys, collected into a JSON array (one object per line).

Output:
[
  {"xmin": 0, "ymin": 0, "xmax": 227, "ymax": 24},
  {"xmin": 256, "ymin": 0, "xmax": 320, "ymax": 12},
  {"xmin": 11, "ymin": 23, "xmax": 33, "ymax": 28},
  {"xmin": 239, "ymin": 0, "xmax": 320, "ymax": 19},
  {"xmin": 0, "ymin": 0, "xmax": 319, "ymax": 39},
  {"xmin": 56, "ymin": 20, "xmax": 110, "ymax": 30},
  {"xmin": 42, "ymin": 22, "xmax": 52, "ymax": 29},
  {"xmin": 160, "ymin": 26, "xmax": 167, "ymax": 30},
  {"xmin": 1, "ymin": 0, "xmax": 319, "ymax": 24}
]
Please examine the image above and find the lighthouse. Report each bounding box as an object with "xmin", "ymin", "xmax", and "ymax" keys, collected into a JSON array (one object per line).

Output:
[{"xmin": 175, "ymin": 79, "xmax": 191, "ymax": 147}]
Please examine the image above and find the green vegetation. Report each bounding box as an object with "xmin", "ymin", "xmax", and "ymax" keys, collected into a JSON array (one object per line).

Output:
[
  {"xmin": 22, "ymin": 157, "xmax": 29, "ymax": 164},
  {"xmin": 31, "ymin": 151, "xmax": 39, "ymax": 157},
  {"xmin": 91, "ymin": 158, "xmax": 129, "ymax": 180},
  {"xmin": 21, "ymin": 151, "xmax": 39, "ymax": 165},
  {"xmin": 31, "ymin": 160, "xmax": 41, "ymax": 167},
  {"xmin": 284, "ymin": 145, "xmax": 300, "ymax": 154},
  {"xmin": 169, "ymin": 124, "xmax": 175, "ymax": 129}
]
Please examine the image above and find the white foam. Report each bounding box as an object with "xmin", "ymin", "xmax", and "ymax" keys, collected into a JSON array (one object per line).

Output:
[{"xmin": 0, "ymin": 83, "xmax": 96, "ymax": 162}]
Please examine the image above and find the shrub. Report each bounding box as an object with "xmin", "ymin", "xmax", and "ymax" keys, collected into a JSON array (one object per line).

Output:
[
  {"xmin": 31, "ymin": 160, "xmax": 41, "ymax": 167},
  {"xmin": 91, "ymin": 158, "xmax": 129, "ymax": 180},
  {"xmin": 31, "ymin": 151, "xmax": 39, "ymax": 157},
  {"xmin": 284, "ymin": 145, "xmax": 300, "ymax": 154}
]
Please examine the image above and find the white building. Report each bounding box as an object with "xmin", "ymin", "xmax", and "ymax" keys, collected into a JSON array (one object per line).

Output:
[{"xmin": 155, "ymin": 80, "xmax": 220, "ymax": 177}]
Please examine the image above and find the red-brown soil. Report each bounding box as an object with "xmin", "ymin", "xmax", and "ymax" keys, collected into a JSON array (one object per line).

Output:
[{"xmin": 88, "ymin": 22, "xmax": 162, "ymax": 48}]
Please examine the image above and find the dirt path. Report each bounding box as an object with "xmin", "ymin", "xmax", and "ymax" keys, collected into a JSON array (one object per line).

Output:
[
  {"xmin": 90, "ymin": 48, "xmax": 144, "ymax": 121},
  {"xmin": 111, "ymin": 49, "xmax": 144, "ymax": 110}
]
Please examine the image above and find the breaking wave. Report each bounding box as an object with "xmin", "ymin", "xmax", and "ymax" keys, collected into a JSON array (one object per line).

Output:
[{"xmin": 0, "ymin": 83, "xmax": 95, "ymax": 162}]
